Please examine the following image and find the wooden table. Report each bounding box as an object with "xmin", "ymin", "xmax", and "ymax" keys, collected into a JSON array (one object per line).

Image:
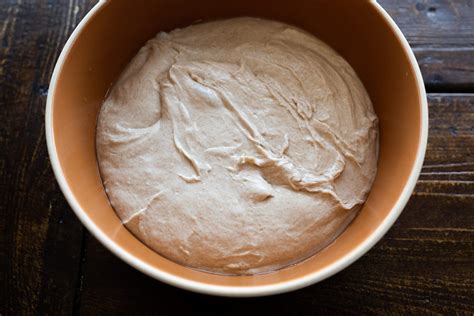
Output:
[{"xmin": 1, "ymin": 1, "xmax": 473, "ymax": 314}]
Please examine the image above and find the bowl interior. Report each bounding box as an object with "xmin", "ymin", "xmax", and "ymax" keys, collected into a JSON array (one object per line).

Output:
[{"xmin": 50, "ymin": 0, "xmax": 423, "ymax": 288}]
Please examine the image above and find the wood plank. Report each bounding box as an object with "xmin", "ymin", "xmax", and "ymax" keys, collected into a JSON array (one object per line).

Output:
[
  {"xmin": 379, "ymin": 0, "xmax": 474, "ymax": 90},
  {"xmin": 380, "ymin": 0, "xmax": 474, "ymax": 47},
  {"xmin": 414, "ymin": 48, "xmax": 474, "ymax": 92},
  {"xmin": 78, "ymin": 94, "xmax": 474, "ymax": 314},
  {"xmin": 0, "ymin": 1, "xmax": 95, "ymax": 314}
]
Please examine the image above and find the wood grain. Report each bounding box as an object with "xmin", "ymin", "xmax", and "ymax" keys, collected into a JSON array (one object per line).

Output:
[
  {"xmin": 77, "ymin": 94, "xmax": 474, "ymax": 315},
  {"xmin": 0, "ymin": 1, "xmax": 473, "ymax": 315},
  {"xmin": 0, "ymin": 1, "xmax": 95, "ymax": 315},
  {"xmin": 379, "ymin": 0, "xmax": 474, "ymax": 90},
  {"xmin": 414, "ymin": 48, "xmax": 474, "ymax": 92}
]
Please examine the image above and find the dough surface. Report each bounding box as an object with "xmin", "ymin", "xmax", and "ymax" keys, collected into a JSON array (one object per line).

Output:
[{"xmin": 96, "ymin": 17, "xmax": 378, "ymax": 275}]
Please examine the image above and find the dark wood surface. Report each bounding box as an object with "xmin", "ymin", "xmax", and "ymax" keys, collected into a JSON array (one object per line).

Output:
[{"xmin": 1, "ymin": 1, "xmax": 473, "ymax": 314}]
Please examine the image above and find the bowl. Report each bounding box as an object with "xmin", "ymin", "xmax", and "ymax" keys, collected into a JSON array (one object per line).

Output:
[{"xmin": 46, "ymin": 0, "xmax": 428, "ymax": 297}]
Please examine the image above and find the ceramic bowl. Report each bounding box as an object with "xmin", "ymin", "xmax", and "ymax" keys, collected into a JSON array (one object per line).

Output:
[{"xmin": 46, "ymin": 0, "xmax": 428, "ymax": 297}]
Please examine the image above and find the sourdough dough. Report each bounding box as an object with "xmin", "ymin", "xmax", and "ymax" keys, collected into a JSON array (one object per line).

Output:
[{"xmin": 96, "ymin": 17, "xmax": 378, "ymax": 275}]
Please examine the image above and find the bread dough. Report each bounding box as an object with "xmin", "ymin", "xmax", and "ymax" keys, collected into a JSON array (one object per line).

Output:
[{"xmin": 96, "ymin": 17, "xmax": 378, "ymax": 275}]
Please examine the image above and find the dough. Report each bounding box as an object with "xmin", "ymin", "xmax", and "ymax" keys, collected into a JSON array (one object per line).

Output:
[{"xmin": 96, "ymin": 17, "xmax": 378, "ymax": 275}]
